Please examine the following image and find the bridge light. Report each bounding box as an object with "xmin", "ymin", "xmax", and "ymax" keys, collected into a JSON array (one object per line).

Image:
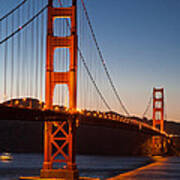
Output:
[
  {"xmin": 43, "ymin": 105, "xmax": 47, "ymax": 110},
  {"xmin": 54, "ymin": 106, "xmax": 59, "ymax": 112},
  {"xmin": 76, "ymin": 108, "xmax": 81, "ymax": 112},
  {"xmin": 93, "ymin": 113, "xmax": 97, "ymax": 117},
  {"xmin": 76, "ymin": 108, "xmax": 83, "ymax": 114},
  {"xmin": 15, "ymin": 100, "xmax": 19, "ymax": 105},
  {"xmin": 76, "ymin": 119, "xmax": 80, "ymax": 128},
  {"xmin": 22, "ymin": 98, "xmax": 26, "ymax": 102}
]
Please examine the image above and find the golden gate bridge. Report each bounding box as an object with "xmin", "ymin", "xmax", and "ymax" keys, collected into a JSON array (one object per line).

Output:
[{"xmin": 0, "ymin": 0, "xmax": 171, "ymax": 179}]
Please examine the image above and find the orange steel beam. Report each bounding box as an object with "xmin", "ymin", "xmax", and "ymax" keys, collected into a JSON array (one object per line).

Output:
[
  {"xmin": 152, "ymin": 88, "xmax": 164, "ymax": 154},
  {"xmin": 153, "ymin": 88, "xmax": 164, "ymax": 132},
  {"xmin": 42, "ymin": 0, "xmax": 78, "ymax": 175}
]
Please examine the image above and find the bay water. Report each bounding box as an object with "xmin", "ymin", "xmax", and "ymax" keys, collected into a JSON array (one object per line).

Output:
[{"xmin": 0, "ymin": 153, "xmax": 152, "ymax": 180}]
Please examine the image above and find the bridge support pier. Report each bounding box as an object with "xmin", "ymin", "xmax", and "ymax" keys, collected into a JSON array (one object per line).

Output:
[
  {"xmin": 40, "ymin": 117, "xmax": 79, "ymax": 180},
  {"xmin": 152, "ymin": 136, "xmax": 167, "ymax": 155},
  {"xmin": 40, "ymin": 169, "xmax": 79, "ymax": 180},
  {"xmin": 141, "ymin": 135, "xmax": 168, "ymax": 156}
]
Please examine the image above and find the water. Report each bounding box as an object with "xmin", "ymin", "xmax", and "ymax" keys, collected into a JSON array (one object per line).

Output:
[
  {"xmin": 117, "ymin": 157, "xmax": 180, "ymax": 180},
  {"xmin": 0, "ymin": 153, "xmax": 151, "ymax": 180}
]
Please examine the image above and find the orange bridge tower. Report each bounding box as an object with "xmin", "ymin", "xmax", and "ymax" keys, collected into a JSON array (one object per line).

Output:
[
  {"xmin": 153, "ymin": 88, "xmax": 164, "ymax": 131},
  {"xmin": 41, "ymin": 0, "xmax": 78, "ymax": 179},
  {"xmin": 152, "ymin": 88, "xmax": 165, "ymax": 154}
]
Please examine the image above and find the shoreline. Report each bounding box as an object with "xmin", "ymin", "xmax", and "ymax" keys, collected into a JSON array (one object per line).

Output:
[
  {"xmin": 80, "ymin": 155, "xmax": 158, "ymax": 179},
  {"xmin": 107, "ymin": 156, "xmax": 167, "ymax": 180}
]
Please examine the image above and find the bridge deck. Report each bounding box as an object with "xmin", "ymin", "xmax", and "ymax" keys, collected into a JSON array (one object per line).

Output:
[{"xmin": 0, "ymin": 104, "xmax": 169, "ymax": 137}]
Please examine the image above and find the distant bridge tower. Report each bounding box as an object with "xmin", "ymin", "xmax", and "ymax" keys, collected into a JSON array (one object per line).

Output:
[
  {"xmin": 41, "ymin": 0, "xmax": 78, "ymax": 179},
  {"xmin": 153, "ymin": 88, "xmax": 164, "ymax": 132}
]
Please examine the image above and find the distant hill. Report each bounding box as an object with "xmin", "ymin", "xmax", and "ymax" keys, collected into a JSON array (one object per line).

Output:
[
  {"xmin": 164, "ymin": 120, "xmax": 180, "ymax": 134},
  {"xmin": 3, "ymin": 98, "xmax": 66, "ymax": 111},
  {"xmin": 3, "ymin": 98, "xmax": 44, "ymax": 109}
]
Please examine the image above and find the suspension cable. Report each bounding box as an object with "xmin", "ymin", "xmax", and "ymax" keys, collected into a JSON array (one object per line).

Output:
[
  {"xmin": 79, "ymin": 49, "xmax": 111, "ymax": 110},
  {"xmin": 0, "ymin": 0, "xmax": 27, "ymax": 22},
  {"xmin": 0, "ymin": 5, "xmax": 48, "ymax": 45},
  {"xmin": 142, "ymin": 96, "xmax": 152, "ymax": 118},
  {"xmin": 11, "ymin": 13, "xmax": 14, "ymax": 98},
  {"xmin": 80, "ymin": 0, "xmax": 129, "ymax": 115},
  {"xmin": 57, "ymin": 0, "xmax": 111, "ymax": 110}
]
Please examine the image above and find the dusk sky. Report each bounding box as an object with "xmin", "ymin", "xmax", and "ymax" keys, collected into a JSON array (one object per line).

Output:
[
  {"xmin": 85, "ymin": 0, "xmax": 180, "ymax": 121},
  {"xmin": 1, "ymin": 0, "xmax": 180, "ymax": 122}
]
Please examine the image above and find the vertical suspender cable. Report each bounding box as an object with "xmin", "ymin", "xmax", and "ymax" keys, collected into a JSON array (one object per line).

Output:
[
  {"xmin": 19, "ymin": 6, "xmax": 22, "ymax": 98},
  {"xmin": 35, "ymin": 0, "xmax": 40, "ymax": 98},
  {"xmin": 40, "ymin": 0, "xmax": 44, "ymax": 102},
  {"xmin": 142, "ymin": 96, "xmax": 152, "ymax": 118},
  {"xmin": 11, "ymin": 13, "xmax": 14, "ymax": 99},
  {"xmin": 31, "ymin": 0, "xmax": 35, "ymax": 97},
  {"xmin": 22, "ymin": 4, "xmax": 26, "ymax": 98},
  {"xmin": 4, "ymin": 18, "xmax": 8, "ymax": 101},
  {"xmin": 16, "ymin": 7, "xmax": 20, "ymax": 97},
  {"xmin": 27, "ymin": 0, "xmax": 31, "ymax": 97}
]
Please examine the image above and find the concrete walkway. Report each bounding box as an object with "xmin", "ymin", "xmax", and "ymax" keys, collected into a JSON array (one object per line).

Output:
[{"xmin": 107, "ymin": 157, "xmax": 180, "ymax": 180}]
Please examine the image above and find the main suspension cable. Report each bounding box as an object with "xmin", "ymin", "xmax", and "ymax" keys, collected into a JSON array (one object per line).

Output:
[
  {"xmin": 0, "ymin": 5, "xmax": 48, "ymax": 45},
  {"xmin": 79, "ymin": 49, "xmax": 111, "ymax": 110},
  {"xmin": 0, "ymin": 0, "xmax": 28, "ymax": 22},
  {"xmin": 80, "ymin": 0, "xmax": 129, "ymax": 116},
  {"xmin": 142, "ymin": 96, "xmax": 152, "ymax": 118}
]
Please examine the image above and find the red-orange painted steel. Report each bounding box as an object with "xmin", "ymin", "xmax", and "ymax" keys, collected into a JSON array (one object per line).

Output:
[
  {"xmin": 43, "ymin": 0, "xmax": 77, "ymax": 170},
  {"xmin": 153, "ymin": 88, "xmax": 164, "ymax": 132}
]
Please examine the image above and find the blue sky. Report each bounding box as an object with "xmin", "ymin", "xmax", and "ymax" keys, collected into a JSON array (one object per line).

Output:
[
  {"xmin": 0, "ymin": 0, "xmax": 180, "ymax": 122},
  {"xmin": 85, "ymin": 0, "xmax": 180, "ymax": 121}
]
